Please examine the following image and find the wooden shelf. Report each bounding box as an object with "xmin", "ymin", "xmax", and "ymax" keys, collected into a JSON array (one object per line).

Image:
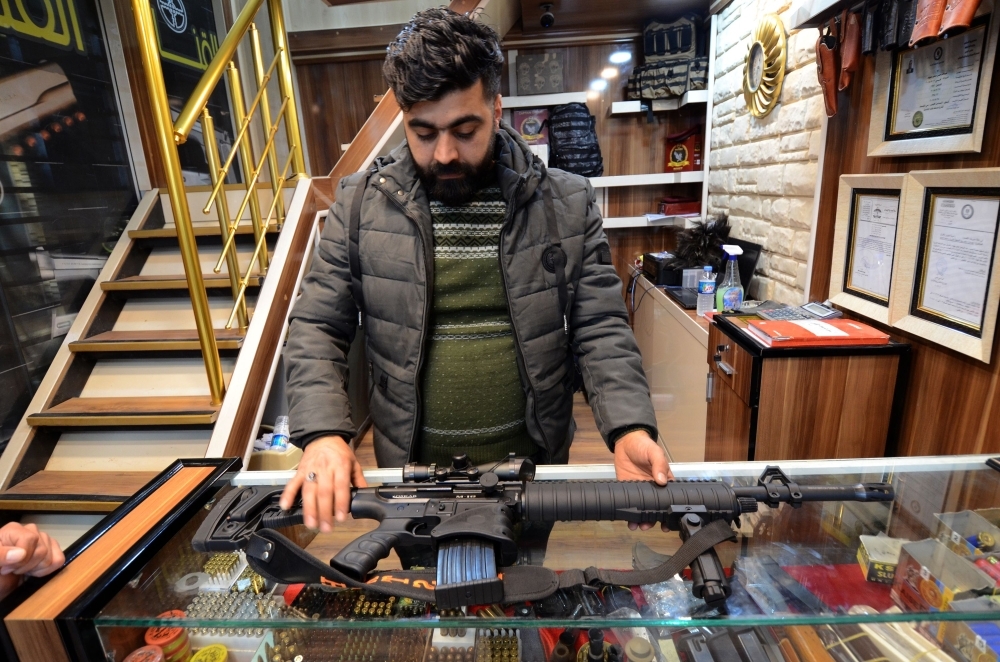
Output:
[
  {"xmin": 589, "ymin": 171, "xmax": 705, "ymax": 188},
  {"xmin": 787, "ymin": 0, "xmax": 850, "ymax": 29},
  {"xmin": 603, "ymin": 215, "xmax": 701, "ymax": 229},
  {"xmin": 609, "ymin": 90, "xmax": 710, "ymax": 115},
  {"xmin": 502, "ymin": 92, "xmax": 589, "ymax": 108}
]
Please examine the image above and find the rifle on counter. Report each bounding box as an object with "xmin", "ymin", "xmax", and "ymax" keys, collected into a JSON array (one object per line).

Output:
[{"xmin": 193, "ymin": 454, "xmax": 893, "ymax": 609}]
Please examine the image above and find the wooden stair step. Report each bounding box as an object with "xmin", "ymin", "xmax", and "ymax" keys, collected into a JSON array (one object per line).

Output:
[
  {"xmin": 102, "ymin": 274, "xmax": 262, "ymax": 292},
  {"xmin": 69, "ymin": 329, "xmax": 245, "ymax": 352},
  {"xmin": 27, "ymin": 396, "xmax": 220, "ymax": 427},
  {"xmin": 0, "ymin": 471, "xmax": 159, "ymax": 512},
  {"xmin": 129, "ymin": 223, "xmax": 279, "ymax": 240}
]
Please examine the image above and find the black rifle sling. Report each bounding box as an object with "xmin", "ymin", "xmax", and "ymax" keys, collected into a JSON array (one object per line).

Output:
[
  {"xmin": 244, "ymin": 518, "xmax": 735, "ymax": 604},
  {"xmin": 348, "ymin": 169, "xmax": 375, "ymax": 317}
]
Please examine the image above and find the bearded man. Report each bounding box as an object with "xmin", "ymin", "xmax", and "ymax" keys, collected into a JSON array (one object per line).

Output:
[{"xmin": 281, "ymin": 8, "xmax": 669, "ymax": 534}]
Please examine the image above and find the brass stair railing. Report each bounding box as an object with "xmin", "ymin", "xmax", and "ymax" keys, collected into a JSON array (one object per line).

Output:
[{"xmin": 129, "ymin": 0, "xmax": 305, "ymax": 405}]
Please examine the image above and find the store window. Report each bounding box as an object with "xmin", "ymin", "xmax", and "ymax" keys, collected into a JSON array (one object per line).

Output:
[
  {"xmin": 152, "ymin": 0, "xmax": 240, "ymax": 184},
  {"xmin": 0, "ymin": 0, "xmax": 138, "ymax": 450}
]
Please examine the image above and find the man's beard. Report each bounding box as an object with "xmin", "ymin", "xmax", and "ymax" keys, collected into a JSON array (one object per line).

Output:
[{"xmin": 415, "ymin": 146, "xmax": 495, "ymax": 205}]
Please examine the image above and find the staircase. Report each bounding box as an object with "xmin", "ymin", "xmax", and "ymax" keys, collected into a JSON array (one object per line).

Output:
[
  {"xmin": 0, "ymin": 180, "xmax": 329, "ymax": 514},
  {"xmin": 0, "ymin": 0, "xmax": 337, "ymax": 530}
]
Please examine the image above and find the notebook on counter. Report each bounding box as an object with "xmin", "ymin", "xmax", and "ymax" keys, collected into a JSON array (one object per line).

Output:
[{"xmin": 746, "ymin": 318, "xmax": 890, "ymax": 348}]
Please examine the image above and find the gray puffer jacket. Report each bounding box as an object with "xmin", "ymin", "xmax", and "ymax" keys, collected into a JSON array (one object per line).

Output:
[{"xmin": 284, "ymin": 124, "xmax": 657, "ymax": 467}]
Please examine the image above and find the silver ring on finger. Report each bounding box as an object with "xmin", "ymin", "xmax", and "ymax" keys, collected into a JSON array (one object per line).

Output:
[{"xmin": 306, "ymin": 472, "xmax": 317, "ymax": 482}]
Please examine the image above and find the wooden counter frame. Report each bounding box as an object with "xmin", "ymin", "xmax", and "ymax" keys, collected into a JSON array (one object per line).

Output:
[
  {"xmin": 1, "ymin": 458, "xmax": 239, "ymax": 662},
  {"xmin": 830, "ymin": 173, "xmax": 908, "ymax": 325},
  {"xmin": 890, "ymin": 168, "xmax": 1000, "ymax": 363}
]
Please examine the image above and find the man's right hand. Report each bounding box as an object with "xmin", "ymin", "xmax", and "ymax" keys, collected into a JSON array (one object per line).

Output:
[{"xmin": 279, "ymin": 436, "xmax": 368, "ymax": 532}]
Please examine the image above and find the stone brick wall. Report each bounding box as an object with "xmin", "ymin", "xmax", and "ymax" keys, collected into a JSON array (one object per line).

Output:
[{"xmin": 708, "ymin": 0, "xmax": 825, "ymax": 303}]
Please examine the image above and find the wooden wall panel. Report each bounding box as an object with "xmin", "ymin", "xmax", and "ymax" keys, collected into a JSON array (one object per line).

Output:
[
  {"xmin": 295, "ymin": 59, "xmax": 387, "ymax": 176},
  {"xmin": 811, "ymin": 53, "xmax": 1000, "ymax": 457},
  {"xmin": 294, "ymin": 37, "xmax": 704, "ymax": 290}
]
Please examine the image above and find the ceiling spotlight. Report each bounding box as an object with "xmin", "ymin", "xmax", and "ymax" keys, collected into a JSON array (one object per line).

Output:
[
  {"xmin": 600, "ymin": 67, "xmax": 618, "ymax": 79},
  {"xmin": 609, "ymin": 51, "xmax": 632, "ymax": 64},
  {"xmin": 590, "ymin": 79, "xmax": 608, "ymax": 91}
]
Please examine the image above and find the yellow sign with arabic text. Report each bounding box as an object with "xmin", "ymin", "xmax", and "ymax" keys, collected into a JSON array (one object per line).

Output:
[{"xmin": 0, "ymin": 0, "xmax": 85, "ymax": 53}]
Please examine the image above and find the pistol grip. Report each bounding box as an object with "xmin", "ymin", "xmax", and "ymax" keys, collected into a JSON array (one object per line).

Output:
[{"xmin": 330, "ymin": 528, "xmax": 401, "ymax": 581}]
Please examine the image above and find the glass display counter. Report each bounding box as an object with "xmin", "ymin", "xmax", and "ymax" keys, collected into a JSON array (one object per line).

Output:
[{"xmin": 6, "ymin": 456, "xmax": 1000, "ymax": 662}]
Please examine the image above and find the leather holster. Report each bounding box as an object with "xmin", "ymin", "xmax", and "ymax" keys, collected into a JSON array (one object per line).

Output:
[
  {"xmin": 862, "ymin": 0, "xmax": 879, "ymax": 54},
  {"xmin": 909, "ymin": 0, "xmax": 947, "ymax": 46},
  {"xmin": 816, "ymin": 27, "xmax": 840, "ymax": 117},
  {"xmin": 880, "ymin": 0, "xmax": 901, "ymax": 49},
  {"xmin": 898, "ymin": 0, "xmax": 918, "ymax": 47},
  {"xmin": 839, "ymin": 11, "xmax": 862, "ymax": 91},
  {"xmin": 939, "ymin": 0, "xmax": 981, "ymax": 36}
]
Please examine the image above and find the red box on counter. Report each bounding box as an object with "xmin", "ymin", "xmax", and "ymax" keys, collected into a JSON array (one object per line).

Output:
[{"xmin": 665, "ymin": 126, "xmax": 703, "ymax": 172}]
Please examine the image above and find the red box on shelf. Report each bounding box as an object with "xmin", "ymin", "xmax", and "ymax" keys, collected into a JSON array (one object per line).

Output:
[
  {"xmin": 665, "ymin": 125, "xmax": 703, "ymax": 172},
  {"xmin": 659, "ymin": 196, "xmax": 701, "ymax": 216}
]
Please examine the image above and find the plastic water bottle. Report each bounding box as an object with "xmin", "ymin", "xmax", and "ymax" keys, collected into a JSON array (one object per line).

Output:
[
  {"xmin": 271, "ymin": 415, "xmax": 289, "ymax": 451},
  {"xmin": 696, "ymin": 266, "xmax": 715, "ymax": 317}
]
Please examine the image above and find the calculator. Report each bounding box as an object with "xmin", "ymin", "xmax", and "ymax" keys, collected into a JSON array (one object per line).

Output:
[{"xmin": 757, "ymin": 301, "xmax": 842, "ymax": 321}]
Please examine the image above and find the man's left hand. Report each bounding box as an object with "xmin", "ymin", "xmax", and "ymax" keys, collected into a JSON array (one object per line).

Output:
[{"xmin": 613, "ymin": 430, "xmax": 674, "ymax": 531}]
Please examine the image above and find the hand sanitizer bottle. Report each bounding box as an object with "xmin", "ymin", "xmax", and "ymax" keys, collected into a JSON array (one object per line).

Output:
[{"xmin": 715, "ymin": 245, "xmax": 744, "ymax": 312}]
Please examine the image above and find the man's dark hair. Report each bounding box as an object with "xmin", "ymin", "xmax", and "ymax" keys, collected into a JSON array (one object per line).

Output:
[{"xmin": 383, "ymin": 8, "xmax": 504, "ymax": 111}]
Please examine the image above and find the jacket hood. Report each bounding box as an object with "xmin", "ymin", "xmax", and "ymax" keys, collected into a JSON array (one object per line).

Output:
[{"xmin": 373, "ymin": 120, "xmax": 543, "ymax": 209}]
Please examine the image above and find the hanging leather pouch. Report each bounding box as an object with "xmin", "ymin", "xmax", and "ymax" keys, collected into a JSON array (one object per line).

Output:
[
  {"xmin": 840, "ymin": 11, "xmax": 862, "ymax": 90},
  {"xmin": 897, "ymin": 0, "xmax": 918, "ymax": 46},
  {"xmin": 862, "ymin": 0, "xmax": 879, "ymax": 54},
  {"xmin": 939, "ymin": 0, "xmax": 981, "ymax": 36},
  {"xmin": 816, "ymin": 20, "xmax": 840, "ymax": 116},
  {"xmin": 880, "ymin": 0, "xmax": 901, "ymax": 49},
  {"xmin": 909, "ymin": 0, "xmax": 947, "ymax": 46}
]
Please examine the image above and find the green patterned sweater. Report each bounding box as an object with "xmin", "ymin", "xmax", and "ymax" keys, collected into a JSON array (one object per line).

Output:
[{"xmin": 416, "ymin": 186, "xmax": 535, "ymax": 465}]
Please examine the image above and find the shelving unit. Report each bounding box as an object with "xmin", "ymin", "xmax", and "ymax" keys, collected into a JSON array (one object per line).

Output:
[
  {"xmin": 590, "ymin": 171, "xmax": 705, "ymax": 188},
  {"xmin": 787, "ymin": 0, "xmax": 854, "ymax": 29},
  {"xmin": 609, "ymin": 90, "xmax": 710, "ymax": 115},
  {"xmin": 603, "ymin": 214, "xmax": 702, "ymax": 229},
  {"xmin": 502, "ymin": 92, "xmax": 589, "ymax": 108}
]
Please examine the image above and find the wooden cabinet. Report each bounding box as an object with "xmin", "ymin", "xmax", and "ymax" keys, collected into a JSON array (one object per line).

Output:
[
  {"xmin": 705, "ymin": 316, "xmax": 910, "ymax": 461},
  {"xmin": 632, "ymin": 275, "xmax": 710, "ymax": 462}
]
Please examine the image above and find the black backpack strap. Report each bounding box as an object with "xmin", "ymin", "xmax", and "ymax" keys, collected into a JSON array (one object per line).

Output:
[
  {"xmin": 540, "ymin": 174, "xmax": 570, "ymax": 338},
  {"xmin": 348, "ymin": 168, "xmax": 375, "ymax": 321}
]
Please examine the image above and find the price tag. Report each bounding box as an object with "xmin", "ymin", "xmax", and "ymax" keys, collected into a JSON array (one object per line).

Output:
[
  {"xmin": 976, "ymin": 635, "xmax": 987, "ymax": 653},
  {"xmin": 952, "ymin": 531, "xmax": 963, "ymax": 545},
  {"xmin": 920, "ymin": 565, "xmax": 931, "ymax": 580}
]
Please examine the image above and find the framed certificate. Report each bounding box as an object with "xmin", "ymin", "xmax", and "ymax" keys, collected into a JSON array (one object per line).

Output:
[
  {"xmin": 830, "ymin": 174, "xmax": 907, "ymax": 324},
  {"xmin": 890, "ymin": 169, "xmax": 1000, "ymax": 362},
  {"xmin": 912, "ymin": 191, "xmax": 1000, "ymax": 333},
  {"xmin": 867, "ymin": 5, "xmax": 998, "ymax": 157}
]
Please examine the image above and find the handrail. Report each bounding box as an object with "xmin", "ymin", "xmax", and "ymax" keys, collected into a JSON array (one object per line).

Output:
[
  {"xmin": 172, "ymin": 0, "xmax": 266, "ymax": 144},
  {"xmin": 129, "ymin": 0, "xmax": 307, "ymax": 404},
  {"xmin": 226, "ymin": 150, "xmax": 296, "ymax": 330},
  {"xmin": 202, "ymin": 50, "xmax": 283, "ymax": 214},
  {"xmin": 129, "ymin": 0, "xmax": 225, "ymax": 404},
  {"xmin": 214, "ymin": 97, "xmax": 291, "ymax": 274}
]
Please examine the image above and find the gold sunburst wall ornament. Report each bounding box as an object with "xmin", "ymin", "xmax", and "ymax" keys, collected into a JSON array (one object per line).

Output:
[{"xmin": 743, "ymin": 14, "xmax": 787, "ymax": 118}]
